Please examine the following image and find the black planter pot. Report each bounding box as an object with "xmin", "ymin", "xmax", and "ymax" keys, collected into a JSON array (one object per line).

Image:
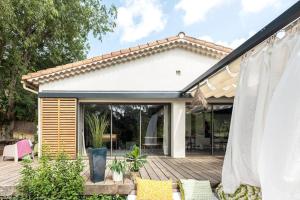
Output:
[{"xmin": 87, "ymin": 147, "xmax": 107, "ymax": 183}]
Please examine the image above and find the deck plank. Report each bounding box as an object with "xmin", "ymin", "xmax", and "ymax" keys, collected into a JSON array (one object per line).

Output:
[
  {"xmin": 0, "ymin": 155, "xmax": 223, "ymax": 196},
  {"xmin": 155, "ymin": 157, "xmax": 185, "ymax": 181},
  {"xmin": 150, "ymin": 158, "xmax": 176, "ymax": 181},
  {"xmin": 143, "ymin": 161, "xmax": 160, "ymax": 180},
  {"xmin": 148, "ymin": 159, "xmax": 168, "ymax": 180}
]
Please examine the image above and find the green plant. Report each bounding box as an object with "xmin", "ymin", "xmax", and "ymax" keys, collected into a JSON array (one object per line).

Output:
[
  {"xmin": 109, "ymin": 158, "xmax": 127, "ymax": 174},
  {"xmin": 86, "ymin": 113, "xmax": 109, "ymax": 148},
  {"xmin": 85, "ymin": 194, "xmax": 126, "ymax": 200},
  {"xmin": 125, "ymin": 145, "xmax": 147, "ymax": 172},
  {"xmin": 16, "ymin": 153, "xmax": 84, "ymax": 200}
]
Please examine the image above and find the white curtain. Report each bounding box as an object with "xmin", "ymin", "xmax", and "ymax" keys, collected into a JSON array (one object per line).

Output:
[
  {"xmin": 78, "ymin": 105, "xmax": 86, "ymax": 156},
  {"xmin": 222, "ymin": 26, "xmax": 300, "ymax": 200},
  {"xmin": 145, "ymin": 113, "xmax": 158, "ymax": 145},
  {"xmin": 259, "ymin": 29, "xmax": 300, "ymax": 199}
]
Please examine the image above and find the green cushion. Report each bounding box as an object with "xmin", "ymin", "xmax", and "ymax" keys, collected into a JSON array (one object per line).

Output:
[
  {"xmin": 216, "ymin": 184, "xmax": 261, "ymax": 200},
  {"xmin": 179, "ymin": 179, "xmax": 212, "ymax": 200}
]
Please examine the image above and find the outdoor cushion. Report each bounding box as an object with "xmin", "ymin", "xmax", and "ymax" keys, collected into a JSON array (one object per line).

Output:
[
  {"xmin": 178, "ymin": 179, "xmax": 212, "ymax": 200},
  {"xmin": 127, "ymin": 192, "xmax": 181, "ymax": 200},
  {"xmin": 216, "ymin": 184, "xmax": 261, "ymax": 200},
  {"xmin": 136, "ymin": 178, "xmax": 173, "ymax": 200}
]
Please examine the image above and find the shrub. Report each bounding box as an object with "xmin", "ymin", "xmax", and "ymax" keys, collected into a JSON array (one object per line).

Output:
[
  {"xmin": 85, "ymin": 194, "xmax": 125, "ymax": 200},
  {"xmin": 16, "ymin": 153, "xmax": 84, "ymax": 200}
]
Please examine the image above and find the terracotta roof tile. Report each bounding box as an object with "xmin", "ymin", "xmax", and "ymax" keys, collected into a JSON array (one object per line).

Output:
[
  {"xmin": 139, "ymin": 44, "xmax": 148, "ymax": 49},
  {"xmin": 129, "ymin": 46, "xmax": 139, "ymax": 51},
  {"xmin": 157, "ymin": 39, "xmax": 168, "ymax": 44},
  {"xmin": 22, "ymin": 33, "xmax": 232, "ymax": 84},
  {"xmin": 89, "ymin": 57, "xmax": 99, "ymax": 62},
  {"xmin": 167, "ymin": 36, "xmax": 178, "ymax": 41},
  {"xmin": 148, "ymin": 41, "xmax": 158, "ymax": 47},
  {"xmin": 120, "ymin": 48, "xmax": 130, "ymax": 54},
  {"xmin": 111, "ymin": 51, "xmax": 122, "ymax": 57},
  {"xmin": 102, "ymin": 53, "xmax": 112, "ymax": 59}
]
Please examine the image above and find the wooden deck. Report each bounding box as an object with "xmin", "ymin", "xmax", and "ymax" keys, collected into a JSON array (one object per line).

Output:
[{"xmin": 0, "ymin": 155, "xmax": 223, "ymax": 196}]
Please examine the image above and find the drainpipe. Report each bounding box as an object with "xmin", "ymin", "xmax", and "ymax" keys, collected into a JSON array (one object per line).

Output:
[
  {"xmin": 22, "ymin": 81, "xmax": 39, "ymax": 156},
  {"xmin": 22, "ymin": 82, "xmax": 38, "ymax": 94}
]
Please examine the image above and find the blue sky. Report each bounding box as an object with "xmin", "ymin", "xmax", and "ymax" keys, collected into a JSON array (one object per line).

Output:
[{"xmin": 87, "ymin": 0, "xmax": 297, "ymax": 58}]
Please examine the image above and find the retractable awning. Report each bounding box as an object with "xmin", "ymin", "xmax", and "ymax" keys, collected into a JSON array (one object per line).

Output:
[
  {"xmin": 190, "ymin": 58, "xmax": 240, "ymax": 99},
  {"xmin": 183, "ymin": 1, "xmax": 300, "ymax": 99}
]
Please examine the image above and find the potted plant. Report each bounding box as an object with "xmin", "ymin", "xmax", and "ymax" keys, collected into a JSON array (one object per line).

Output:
[
  {"xmin": 86, "ymin": 113, "xmax": 109, "ymax": 183},
  {"xmin": 125, "ymin": 145, "xmax": 147, "ymax": 180},
  {"xmin": 109, "ymin": 157, "xmax": 127, "ymax": 182}
]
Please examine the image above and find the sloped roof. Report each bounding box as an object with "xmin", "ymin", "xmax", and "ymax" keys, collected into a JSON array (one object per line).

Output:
[{"xmin": 22, "ymin": 32, "xmax": 232, "ymax": 88}]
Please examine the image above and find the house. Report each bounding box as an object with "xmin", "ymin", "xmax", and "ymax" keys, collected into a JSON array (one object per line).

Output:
[
  {"xmin": 21, "ymin": 32, "xmax": 233, "ymax": 159},
  {"xmin": 16, "ymin": 2, "xmax": 300, "ymax": 198}
]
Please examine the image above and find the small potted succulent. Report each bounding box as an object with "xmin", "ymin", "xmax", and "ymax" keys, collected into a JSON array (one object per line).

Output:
[
  {"xmin": 86, "ymin": 113, "xmax": 109, "ymax": 183},
  {"xmin": 109, "ymin": 158, "xmax": 127, "ymax": 182},
  {"xmin": 126, "ymin": 145, "xmax": 147, "ymax": 180}
]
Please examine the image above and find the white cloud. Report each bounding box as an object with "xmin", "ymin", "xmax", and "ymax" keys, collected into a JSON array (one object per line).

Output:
[
  {"xmin": 117, "ymin": 0, "xmax": 166, "ymax": 42},
  {"xmin": 241, "ymin": 0, "xmax": 280, "ymax": 13},
  {"xmin": 199, "ymin": 31, "xmax": 255, "ymax": 49},
  {"xmin": 175, "ymin": 0, "xmax": 224, "ymax": 25}
]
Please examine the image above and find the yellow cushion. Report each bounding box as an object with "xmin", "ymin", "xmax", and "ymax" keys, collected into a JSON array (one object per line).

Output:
[{"xmin": 136, "ymin": 178, "xmax": 173, "ymax": 200}]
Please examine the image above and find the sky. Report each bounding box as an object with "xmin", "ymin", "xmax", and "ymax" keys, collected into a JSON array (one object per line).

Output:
[{"xmin": 87, "ymin": 0, "xmax": 298, "ymax": 58}]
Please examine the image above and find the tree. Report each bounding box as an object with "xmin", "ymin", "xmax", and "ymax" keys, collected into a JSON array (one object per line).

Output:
[{"xmin": 0, "ymin": 0, "xmax": 117, "ymax": 128}]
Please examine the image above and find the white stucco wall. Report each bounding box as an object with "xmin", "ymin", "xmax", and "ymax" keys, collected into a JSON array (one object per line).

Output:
[
  {"xmin": 38, "ymin": 48, "xmax": 221, "ymax": 158},
  {"xmin": 39, "ymin": 48, "xmax": 219, "ymax": 92},
  {"xmin": 171, "ymin": 101, "xmax": 186, "ymax": 158}
]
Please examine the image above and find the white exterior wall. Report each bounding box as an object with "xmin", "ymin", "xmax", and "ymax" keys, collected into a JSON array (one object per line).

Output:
[
  {"xmin": 38, "ymin": 48, "xmax": 220, "ymax": 158},
  {"xmin": 171, "ymin": 101, "xmax": 186, "ymax": 158},
  {"xmin": 39, "ymin": 48, "xmax": 219, "ymax": 92}
]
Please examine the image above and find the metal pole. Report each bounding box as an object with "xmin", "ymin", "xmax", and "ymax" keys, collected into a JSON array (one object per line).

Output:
[
  {"xmin": 139, "ymin": 106, "xmax": 142, "ymax": 151},
  {"xmin": 110, "ymin": 105, "xmax": 113, "ymax": 157},
  {"xmin": 211, "ymin": 105, "xmax": 214, "ymax": 155}
]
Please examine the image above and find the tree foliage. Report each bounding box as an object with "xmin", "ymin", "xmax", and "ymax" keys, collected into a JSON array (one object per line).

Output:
[{"xmin": 0, "ymin": 0, "xmax": 117, "ymax": 125}]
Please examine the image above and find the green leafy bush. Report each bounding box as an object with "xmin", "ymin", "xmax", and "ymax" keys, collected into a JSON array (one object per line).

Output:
[
  {"xmin": 16, "ymin": 153, "xmax": 84, "ymax": 200},
  {"xmin": 125, "ymin": 145, "xmax": 147, "ymax": 172},
  {"xmin": 85, "ymin": 194, "xmax": 125, "ymax": 200}
]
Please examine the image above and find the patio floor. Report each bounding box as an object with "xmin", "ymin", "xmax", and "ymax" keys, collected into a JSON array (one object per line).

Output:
[{"xmin": 0, "ymin": 155, "xmax": 223, "ymax": 196}]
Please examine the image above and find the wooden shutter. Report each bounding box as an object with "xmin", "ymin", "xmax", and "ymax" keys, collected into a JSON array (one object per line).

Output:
[{"xmin": 41, "ymin": 98, "xmax": 77, "ymax": 158}]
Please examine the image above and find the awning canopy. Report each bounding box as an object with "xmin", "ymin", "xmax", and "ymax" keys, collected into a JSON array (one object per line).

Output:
[
  {"xmin": 183, "ymin": 1, "xmax": 300, "ymax": 101},
  {"xmin": 189, "ymin": 58, "xmax": 241, "ymax": 99}
]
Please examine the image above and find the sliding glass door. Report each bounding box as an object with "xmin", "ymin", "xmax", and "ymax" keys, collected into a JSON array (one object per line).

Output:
[
  {"xmin": 112, "ymin": 105, "xmax": 140, "ymax": 156},
  {"xmin": 185, "ymin": 104, "xmax": 232, "ymax": 155},
  {"xmin": 211, "ymin": 105, "xmax": 232, "ymax": 154},
  {"xmin": 81, "ymin": 104, "xmax": 112, "ymax": 154},
  {"xmin": 141, "ymin": 105, "xmax": 170, "ymax": 155},
  {"xmin": 80, "ymin": 103, "xmax": 170, "ymax": 156}
]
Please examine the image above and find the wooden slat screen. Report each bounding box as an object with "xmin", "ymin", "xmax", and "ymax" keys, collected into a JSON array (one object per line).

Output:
[{"xmin": 41, "ymin": 98, "xmax": 77, "ymax": 158}]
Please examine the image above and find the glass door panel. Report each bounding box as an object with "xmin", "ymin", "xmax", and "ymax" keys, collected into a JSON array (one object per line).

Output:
[
  {"xmin": 141, "ymin": 105, "xmax": 170, "ymax": 156},
  {"xmin": 186, "ymin": 105, "xmax": 212, "ymax": 155},
  {"xmin": 212, "ymin": 105, "xmax": 232, "ymax": 155},
  {"xmin": 112, "ymin": 105, "xmax": 140, "ymax": 156},
  {"xmin": 83, "ymin": 104, "xmax": 111, "ymax": 155}
]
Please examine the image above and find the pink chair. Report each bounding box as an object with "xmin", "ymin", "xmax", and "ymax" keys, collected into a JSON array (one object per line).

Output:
[{"xmin": 2, "ymin": 139, "xmax": 33, "ymax": 162}]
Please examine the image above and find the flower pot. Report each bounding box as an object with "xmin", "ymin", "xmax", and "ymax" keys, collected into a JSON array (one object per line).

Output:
[
  {"xmin": 131, "ymin": 171, "xmax": 140, "ymax": 182},
  {"xmin": 87, "ymin": 147, "xmax": 107, "ymax": 183},
  {"xmin": 112, "ymin": 171, "xmax": 123, "ymax": 182}
]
